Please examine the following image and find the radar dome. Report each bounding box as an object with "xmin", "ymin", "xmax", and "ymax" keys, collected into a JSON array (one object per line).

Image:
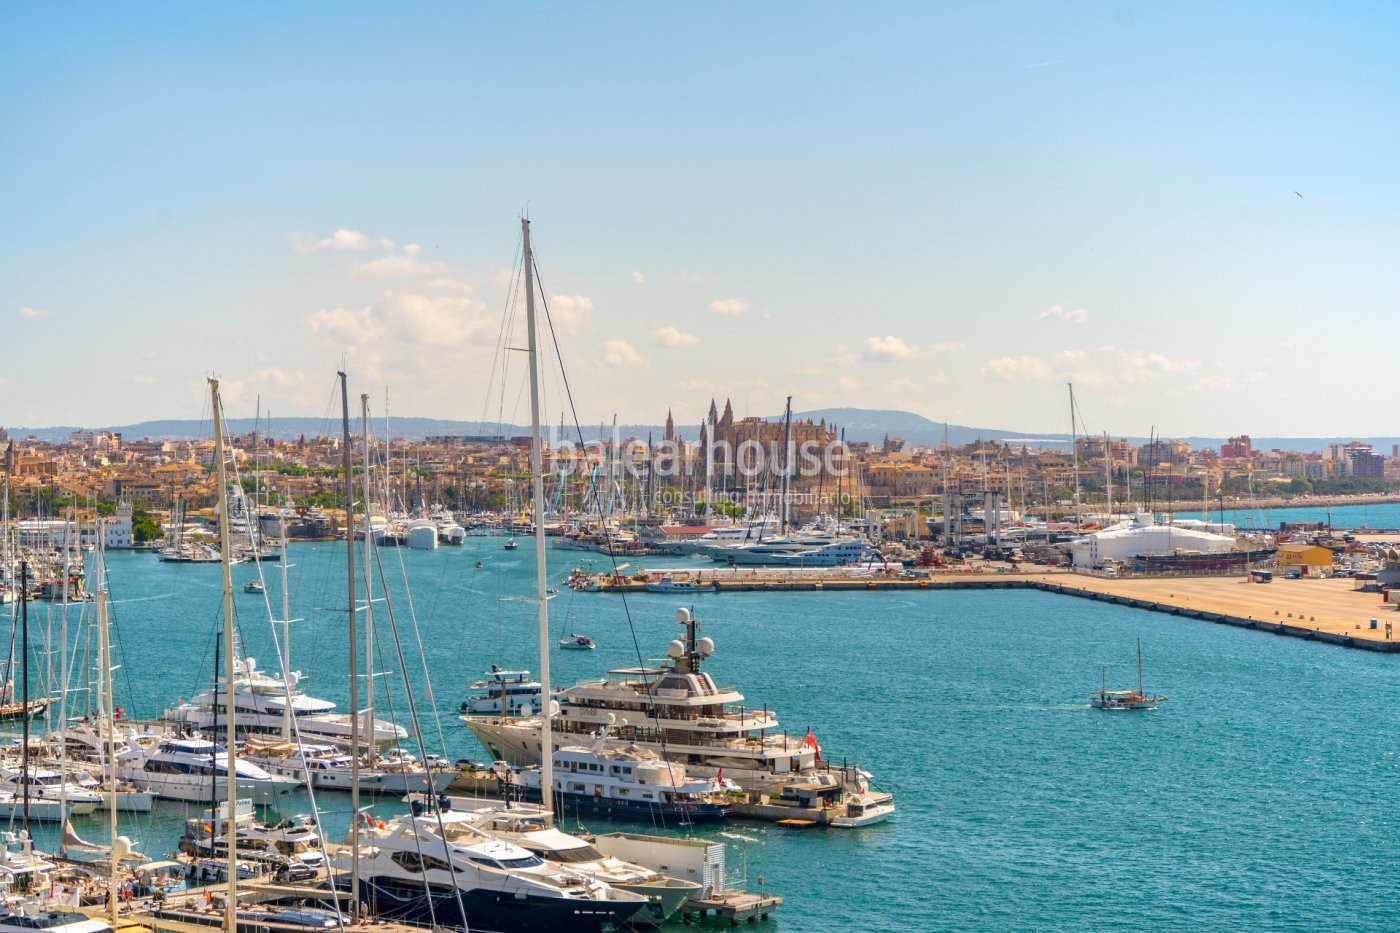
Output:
[
  {"xmin": 675, "ymin": 608, "xmax": 692, "ymax": 624},
  {"xmin": 667, "ymin": 640, "xmax": 685, "ymax": 658},
  {"xmin": 519, "ymin": 703, "xmax": 533, "ymax": 719},
  {"xmin": 697, "ymin": 636, "xmax": 715, "ymax": 656}
]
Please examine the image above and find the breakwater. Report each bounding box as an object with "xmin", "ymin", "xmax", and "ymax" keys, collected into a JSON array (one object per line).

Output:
[{"xmin": 588, "ymin": 567, "xmax": 1400, "ymax": 653}]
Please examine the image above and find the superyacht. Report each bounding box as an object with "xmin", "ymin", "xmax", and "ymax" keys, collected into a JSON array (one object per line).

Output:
[{"xmin": 464, "ymin": 608, "xmax": 892, "ymax": 818}]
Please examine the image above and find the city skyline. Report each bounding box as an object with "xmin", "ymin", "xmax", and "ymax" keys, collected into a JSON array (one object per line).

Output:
[{"xmin": 5, "ymin": 3, "xmax": 1398, "ymax": 438}]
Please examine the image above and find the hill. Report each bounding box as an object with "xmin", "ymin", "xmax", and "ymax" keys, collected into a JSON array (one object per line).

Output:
[{"xmin": 6, "ymin": 411, "xmax": 1399, "ymax": 456}]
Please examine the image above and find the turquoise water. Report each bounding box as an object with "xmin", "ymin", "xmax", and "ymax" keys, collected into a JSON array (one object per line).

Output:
[
  {"xmin": 1178, "ymin": 501, "xmax": 1400, "ymax": 531},
  {"xmin": 23, "ymin": 540, "xmax": 1400, "ymax": 931}
]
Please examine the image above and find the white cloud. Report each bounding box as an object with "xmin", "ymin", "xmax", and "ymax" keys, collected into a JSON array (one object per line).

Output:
[
  {"xmin": 352, "ymin": 247, "xmax": 453, "ymax": 280},
  {"xmin": 863, "ymin": 335, "xmax": 918, "ymax": 362},
  {"xmin": 707, "ymin": 298, "xmax": 750, "ymax": 317},
  {"xmin": 794, "ymin": 364, "xmax": 825, "ymax": 376},
  {"xmin": 632, "ymin": 271, "xmax": 646, "ymax": 285},
  {"xmin": 653, "ymin": 326, "xmax": 700, "ymax": 347},
  {"xmin": 18, "ymin": 306, "xmax": 49, "ymax": 319},
  {"xmin": 933, "ymin": 341, "xmax": 965, "ymax": 352},
  {"xmin": 547, "ymin": 295, "xmax": 595, "ymax": 336},
  {"xmin": 680, "ymin": 378, "xmax": 714, "ymax": 391},
  {"xmin": 602, "ymin": 339, "xmax": 649, "ymax": 369},
  {"xmin": 302, "ymin": 291, "xmax": 487, "ymax": 350},
  {"xmin": 1118, "ymin": 351, "xmax": 1200, "ymax": 382},
  {"xmin": 292, "ymin": 228, "xmax": 394, "ymax": 254},
  {"xmin": 1038, "ymin": 304, "xmax": 1088, "ymax": 324},
  {"xmin": 1278, "ymin": 339, "xmax": 1296, "ymax": 350},
  {"xmin": 837, "ymin": 376, "xmax": 861, "ymax": 392},
  {"xmin": 982, "ymin": 355, "xmax": 1055, "ymax": 381}
]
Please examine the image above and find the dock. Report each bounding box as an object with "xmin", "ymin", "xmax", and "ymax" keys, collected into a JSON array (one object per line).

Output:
[
  {"xmin": 682, "ymin": 889, "xmax": 783, "ymax": 925},
  {"xmin": 578, "ymin": 565, "xmax": 1400, "ymax": 653}
]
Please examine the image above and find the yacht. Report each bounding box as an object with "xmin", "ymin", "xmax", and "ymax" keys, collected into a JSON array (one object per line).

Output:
[
  {"xmin": 0, "ymin": 766, "xmax": 101, "ymax": 815},
  {"xmin": 242, "ymin": 739, "xmax": 456, "ymax": 795},
  {"xmin": 464, "ymin": 608, "xmax": 893, "ymax": 824},
  {"xmin": 441, "ymin": 798, "xmax": 703, "ymax": 926},
  {"xmin": 459, "ymin": 667, "xmax": 545, "ymax": 718},
  {"xmin": 178, "ymin": 801, "xmax": 324, "ymax": 880},
  {"xmin": 509, "ymin": 742, "xmax": 733, "ymax": 823},
  {"xmin": 113, "ymin": 734, "xmax": 298, "ymax": 804},
  {"xmin": 327, "ymin": 807, "xmax": 651, "ymax": 933},
  {"xmin": 0, "ymin": 904, "xmax": 112, "ymax": 933},
  {"xmin": 678, "ymin": 516, "xmax": 780, "ymax": 557},
  {"xmin": 710, "ymin": 529, "xmax": 874, "ymax": 567},
  {"xmin": 163, "ymin": 657, "xmax": 407, "ymax": 749}
]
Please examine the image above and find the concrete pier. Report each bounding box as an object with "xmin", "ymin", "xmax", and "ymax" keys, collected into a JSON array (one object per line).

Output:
[{"xmin": 583, "ymin": 565, "xmax": 1400, "ymax": 653}]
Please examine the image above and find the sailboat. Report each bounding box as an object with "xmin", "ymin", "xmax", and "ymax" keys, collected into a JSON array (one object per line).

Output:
[
  {"xmin": 558, "ymin": 603, "xmax": 595, "ymax": 650},
  {"xmin": 1091, "ymin": 638, "xmax": 1167, "ymax": 710},
  {"xmin": 329, "ymin": 223, "xmax": 650, "ymax": 932}
]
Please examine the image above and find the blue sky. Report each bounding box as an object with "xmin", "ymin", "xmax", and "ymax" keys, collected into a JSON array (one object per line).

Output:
[{"xmin": 4, "ymin": 2, "xmax": 1398, "ymax": 438}]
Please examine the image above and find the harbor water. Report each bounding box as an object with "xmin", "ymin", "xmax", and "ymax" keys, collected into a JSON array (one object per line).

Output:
[{"xmin": 19, "ymin": 539, "xmax": 1400, "ymax": 931}]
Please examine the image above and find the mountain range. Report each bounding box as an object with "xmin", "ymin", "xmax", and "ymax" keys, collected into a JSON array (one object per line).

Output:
[{"xmin": 7, "ymin": 408, "xmax": 1398, "ymax": 456}]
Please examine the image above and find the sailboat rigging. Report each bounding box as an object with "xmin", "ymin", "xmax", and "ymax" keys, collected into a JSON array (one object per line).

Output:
[{"xmin": 1090, "ymin": 637, "xmax": 1167, "ymax": 710}]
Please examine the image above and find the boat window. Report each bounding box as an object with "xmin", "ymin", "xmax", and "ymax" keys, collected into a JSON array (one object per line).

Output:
[
  {"xmin": 493, "ymin": 854, "xmax": 544, "ymax": 869},
  {"xmin": 390, "ymin": 851, "xmax": 424, "ymax": 872},
  {"xmin": 543, "ymin": 844, "xmax": 604, "ymax": 864}
]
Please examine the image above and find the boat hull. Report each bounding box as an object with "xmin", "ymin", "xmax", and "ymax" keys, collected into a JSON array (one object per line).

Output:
[
  {"xmin": 522, "ymin": 785, "xmax": 730, "ymax": 823},
  {"xmin": 347, "ymin": 877, "xmax": 648, "ymax": 933}
]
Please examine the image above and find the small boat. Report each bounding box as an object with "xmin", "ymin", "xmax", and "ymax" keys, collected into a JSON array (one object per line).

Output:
[
  {"xmin": 243, "ymin": 580, "xmax": 265, "ymax": 594},
  {"xmin": 559, "ymin": 634, "xmax": 596, "ymax": 650},
  {"xmin": 503, "ymin": 537, "xmax": 519, "ymax": 550},
  {"xmin": 460, "ymin": 667, "xmax": 544, "ymax": 718},
  {"xmin": 1091, "ymin": 638, "xmax": 1166, "ymax": 710},
  {"xmin": 644, "ymin": 576, "xmax": 703, "ymax": 593}
]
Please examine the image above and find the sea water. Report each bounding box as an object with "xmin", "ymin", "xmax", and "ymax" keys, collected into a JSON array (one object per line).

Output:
[
  {"xmin": 22, "ymin": 540, "xmax": 1400, "ymax": 931},
  {"xmin": 1178, "ymin": 500, "xmax": 1400, "ymax": 532}
]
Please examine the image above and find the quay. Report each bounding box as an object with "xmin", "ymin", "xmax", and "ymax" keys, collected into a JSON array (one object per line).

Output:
[{"xmin": 582, "ymin": 566, "xmax": 1400, "ymax": 653}]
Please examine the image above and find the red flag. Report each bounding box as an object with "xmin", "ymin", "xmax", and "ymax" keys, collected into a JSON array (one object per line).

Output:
[
  {"xmin": 803, "ymin": 728, "xmax": 821, "ymax": 762},
  {"xmin": 715, "ymin": 767, "xmax": 724, "ymax": 786}
]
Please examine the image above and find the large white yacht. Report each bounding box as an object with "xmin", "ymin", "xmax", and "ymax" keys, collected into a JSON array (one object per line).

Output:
[
  {"xmin": 464, "ymin": 608, "xmax": 893, "ymax": 825},
  {"xmin": 162, "ymin": 657, "xmax": 407, "ymax": 749},
  {"xmin": 0, "ymin": 766, "xmax": 101, "ymax": 815},
  {"xmin": 441, "ymin": 797, "xmax": 703, "ymax": 927},
  {"xmin": 242, "ymin": 740, "xmax": 455, "ymax": 795},
  {"xmin": 113, "ymin": 734, "xmax": 298, "ymax": 804},
  {"xmin": 710, "ymin": 530, "xmax": 874, "ymax": 567},
  {"xmin": 327, "ymin": 806, "xmax": 650, "ymax": 933}
]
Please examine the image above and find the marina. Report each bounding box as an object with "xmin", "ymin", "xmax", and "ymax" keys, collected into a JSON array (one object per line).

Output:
[{"xmin": 0, "ymin": 524, "xmax": 1396, "ymax": 930}]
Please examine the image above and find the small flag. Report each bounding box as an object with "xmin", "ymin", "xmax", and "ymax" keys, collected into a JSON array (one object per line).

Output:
[{"xmin": 716, "ymin": 767, "xmax": 724, "ymax": 786}]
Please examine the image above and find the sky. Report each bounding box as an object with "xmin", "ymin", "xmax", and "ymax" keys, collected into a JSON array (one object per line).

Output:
[{"xmin": 3, "ymin": 2, "xmax": 1399, "ymax": 440}]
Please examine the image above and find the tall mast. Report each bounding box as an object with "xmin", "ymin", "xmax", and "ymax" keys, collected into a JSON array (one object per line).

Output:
[
  {"xmin": 1068, "ymin": 382, "xmax": 1081, "ymax": 527},
  {"xmin": 523, "ymin": 218, "xmax": 555, "ymax": 824},
  {"xmin": 1104, "ymin": 431, "xmax": 1112, "ymax": 523},
  {"xmin": 338, "ymin": 371, "xmax": 361, "ymax": 920},
  {"xmin": 19, "ymin": 560, "xmax": 28, "ymax": 831},
  {"xmin": 780, "ymin": 396, "xmax": 793, "ymax": 535},
  {"xmin": 360, "ymin": 394, "xmax": 377, "ymax": 769},
  {"xmin": 209, "ymin": 378, "xmax": 238, "ymax": 933},
  {"xmin": 96, "ymin": 535, "xmax": 118, "ymax": 924},
  {"xmin": 1136, "ymin": 637, "xmax": 1144, "ymax": 696}
]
